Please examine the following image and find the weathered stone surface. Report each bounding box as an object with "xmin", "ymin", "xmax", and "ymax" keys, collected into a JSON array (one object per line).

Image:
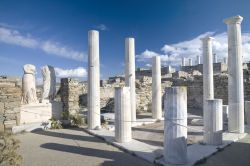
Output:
[
  {"xmin": 0, "ymin": 76, "xmax": 21, "ymax": 131},
  {"xmin": 41, "ymin": 65, "xmax": 56, "ymax": 101},
  {"xmin": 60, "ymin": 78, "xmax": 80, "ymax": 119}
]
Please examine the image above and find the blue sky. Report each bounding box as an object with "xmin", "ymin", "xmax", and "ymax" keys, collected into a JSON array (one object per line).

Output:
[{"xmin": 0, "ymin": 0, "xmax": 250, "ymax": 83}]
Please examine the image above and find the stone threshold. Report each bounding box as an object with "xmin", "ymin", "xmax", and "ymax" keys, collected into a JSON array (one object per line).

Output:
[{"xmin": 84, "ymin": 125, "xmax": 248, "ymax": 166}]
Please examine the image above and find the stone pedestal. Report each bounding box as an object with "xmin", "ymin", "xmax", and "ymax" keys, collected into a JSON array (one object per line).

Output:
[
  {"xmin": 88, "ymin": 30, "xmax": 101, "ymax": 130},
  {"xmin": 224, "ymin": 15, "xmax": 244, "ymax": 133},
  {"xmin": 204, "ymin": 99, "xmax": 223, "ymax": 145},
  {"xmin": 115, "ymin": 87, "xmax": 132, "ymax": 143},
  {"xmin": 164, "ymin": 86, "xmax": 187, "ymax": 165},
  {"xmin": 125, "ymin": 38, "xmax": 136, "ymax": 122},
  {"xmin": 245, "ymin": 101, "xmax": 250, "ymax": 125},
  {"xmin": 20, "ymin": 102, "xmax": 63, "ymax": 124},
  {"xmin": 152, "ymin": 56, "xmax": 162, "ymax": 119}
]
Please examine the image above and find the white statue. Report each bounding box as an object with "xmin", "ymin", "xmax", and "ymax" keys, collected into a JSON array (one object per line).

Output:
[
  {"xmin": 21, "ymin": 64, "xmax": 38, "ymax": 104},
  {"xmin": 41, "ymin": 65, "xmax": 56, "ymax": 101}
]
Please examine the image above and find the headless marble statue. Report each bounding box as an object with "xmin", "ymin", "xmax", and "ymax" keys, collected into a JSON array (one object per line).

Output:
[
  {"xmin": 21, "ymin": 64, "xmax": 38, "ymax": 104},
  {"xmin": 41, "ymin": 65, "xmax": 56, "ymax": 101}
]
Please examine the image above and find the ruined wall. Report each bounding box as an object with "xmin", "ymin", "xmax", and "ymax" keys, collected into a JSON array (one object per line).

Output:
[
  {"xmin": 136, "ymin": 76, "xmax": 172, "ymax": 112},
  {"xmin": 181, "ymin": 63, "xmax": 227, "ymax": 74},
  {"xmin": 60, "ymin": 78, "xmax": 81, "ymax": 119},
  {"xmin": 172, "ymin": 72, "xmax": 250, "ymax": 114},
  {"xmin": 0, "ymin": 76, "xmax": 21, "ymax": 132}
]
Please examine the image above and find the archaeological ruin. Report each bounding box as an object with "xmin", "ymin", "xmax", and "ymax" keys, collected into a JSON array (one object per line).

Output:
[{"xmin": 1, "ymin": 15, "xmax": 250, "ymax": 166}]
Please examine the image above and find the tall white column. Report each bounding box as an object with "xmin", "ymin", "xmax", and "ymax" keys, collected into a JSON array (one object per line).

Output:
[
  {"xmin": 115, "ymin": 87, "xmax": 132, "ymax": 143},
  {"xmin": 88, "ymin": 30, "xmax": 101, "ymax": 130},
  {"xmin": 152, "ymin": 56, "xmax": 162, "ymax": 119},
  {"xmin": 224, "ymin": 15, "xmax": 244, "ymax": 133},
  {"xmin": 196, "ymin": 55, "xmax": 201, "ymax": 65},
  {"xmin": 201, "ymin": 37, "xmax": 214, "ymax": 102},
  {"xmin": 182, "ymin": 57, "xmax": 186, "ymax": 66},
  {"xmin": 125, "ymin": 38, "xmax": 136, "ymax": 122},
  {"xmin": 188, "ymin": 58, "xmax": 192, "ymax": 66},
  {"xmin": 204, "ymin": 99, "xmax": 223, "ymax": 145},
  {"xmin": 164, "ymin": 86, "xmax": 187, "ymax": 165},
  {"xmin": 223, "ymin": 57, "xmax": 228, "ymax": 64},
  {"xmin": 213, "ymin": 54, "xmax": 217, "ymax": 63},
  {"xmin": 201, "ymin": 36, "xmax": 215, "ymax": 142}
]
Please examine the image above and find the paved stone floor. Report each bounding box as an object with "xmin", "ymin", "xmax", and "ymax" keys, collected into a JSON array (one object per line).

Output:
[
  {"xmin": 16, "ymin": 128, "xmax": 153, "ymax": 166},
  {"xmin": 197, "ymin": 134, "xmax": 250, "ymax": 166},
  {"xmin": 133, "ymin": 114, "xmax": 204, "ymax": 146}
]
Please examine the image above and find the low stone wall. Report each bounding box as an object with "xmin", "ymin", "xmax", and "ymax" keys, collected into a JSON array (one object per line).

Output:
[
  {"xmin": 0, "ymin": 76, "xmax": 21, "ymax": 132},
  {"xmin": 181, "ymin": 63, "xmax": 227, "ymax": 74},
  {"xmin": 173, "ymin": 72, "xmax": 250, "ymax": 113}
]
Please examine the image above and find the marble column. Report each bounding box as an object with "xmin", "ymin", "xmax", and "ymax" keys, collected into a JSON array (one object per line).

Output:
[
  {"xmin": 164, "ymin": 86, "xmax": 187, "ymax": 165},
  {"xmin": 224, "ymin": 15, "xmax": 244, "ymax": 133},
  {"xmin": 201, "ymin": 37, "xmax": 214, "ymax": 100},
  {"xmin": 201, "ymin": 36, "xmax": 215, "ymax": 143},
  {"xmin": 196, "ymin": 55, "xmax": 201, "ymax": 65},
  {"xmin": 204, "ymin": 99, "xmax": 223, "ymax": 145},
  {"xmin": 152, "ymin": 56, "xmax": 162, "ymax": 119},
  {"xmin": 245, "ymin": 101, "xmax": 250, "ymax": 125},
  {"xmin": 213, "ymin": 54, "xmax": 217, "ymax": 63},
  {"xmin": 223, "ymin": 57, "xmax": 228, "ymax": 64},
  {"xmin": 188, "ymin": 58, "xmax": 192, "ymax": 66},
  {"xmin": 88, "ymin": 30, "xmax": 101, "ymax": 130},
  {"xmin": 223, "ymin": 105, "xmax": 229, "ymax": 124},
  {"xmin": 182, "ymin": 57, "xmax": 186, "ymax": 66},
  {"xmin": 125, "ymin": 38, "xmax": 136, "ymax": 122},
  {"xmin": 115, "ymin": 87, "xmax": 132, "ymax": 143}
]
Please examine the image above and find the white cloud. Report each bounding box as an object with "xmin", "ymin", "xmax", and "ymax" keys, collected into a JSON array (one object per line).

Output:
[
  {"xmin": 41, "ymin": 41, "xmax": 86, "ymax": 61},
  {"xmin": 145, "ymin": 63, "xmax": 152, "ymax": 68},
  {"xmin": 137, "ymin": 31, "xmax": 250, "ymax": 65},
  {"xmin": 55, "ymin": 67, "xmax": 87, "ymax": 78},
  {"xmin": 136, "ymin": 49, "xmax": 160, "ymax": 61},
  {"xmin": 0, "ymin": 26, "xmax": 86, "ymax": 61},
  {"xmin": 0, "ymin": 27, "xmax": 38, "ymax": 48},
  {"xmin": 96, "ymin": 24, "xmax": 108, "ymax": 31}
]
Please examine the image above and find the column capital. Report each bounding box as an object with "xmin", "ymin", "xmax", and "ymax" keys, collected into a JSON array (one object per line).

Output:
[
  {"xmin": 88, "ymin": 30, "xmax": 99, "ymax": 34},
  {"xmin": 200, "ymin": 36, "xmax": 214, "ymax": 42},
  {"xmin": 125, "ymin": 37, "xmax": 135, "ymax": 41},
  {"xmin": 224, "ymin": 15, "xmax": 243, "ymax": 25}
]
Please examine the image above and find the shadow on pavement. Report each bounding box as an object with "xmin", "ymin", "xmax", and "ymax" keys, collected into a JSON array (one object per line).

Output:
[
  {"xmin": 41, "ymin": 143, "xmax": 152, "ymax": 166},
  {"xmin": 31, "ymin": 129, "xmax": 102, "ymax": 143}
]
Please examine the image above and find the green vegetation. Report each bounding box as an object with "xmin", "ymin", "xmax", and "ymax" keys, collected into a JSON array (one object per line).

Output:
[
  {"xmin": 49, "ymin": 117, "xmax": 63, "ymax": 129},
  {"xmin": 0, "ymin": 132, "xmax": 22, "ymax": 166},
  {"xmin": 70, "ymin": 114, "xmax": 84, "ymax": 127}
]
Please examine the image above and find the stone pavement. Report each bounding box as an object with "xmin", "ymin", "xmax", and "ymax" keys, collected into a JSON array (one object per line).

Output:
[
  {"xmin": 198, "ymin": 134, "xmax": 250, "ymax": 166},
  {"xmin": 16, "ymin": 128, "xmax": 153, "ymax": 166}
]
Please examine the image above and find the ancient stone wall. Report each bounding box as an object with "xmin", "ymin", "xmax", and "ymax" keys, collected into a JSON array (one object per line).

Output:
[
  {"xmin": 60, "ymin": 78, "xmax": 81, "ymax": 119},
  {"xmin": 173, "ymin": 72, "xmax": 250, "ymax": 113},
  {"xmin": 0, "ymin": 76, "xmax": 21, "ymax": 132},
  {"xmin": 181, "ymin": 63, "xmax": 227, "ymax": 74}
]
